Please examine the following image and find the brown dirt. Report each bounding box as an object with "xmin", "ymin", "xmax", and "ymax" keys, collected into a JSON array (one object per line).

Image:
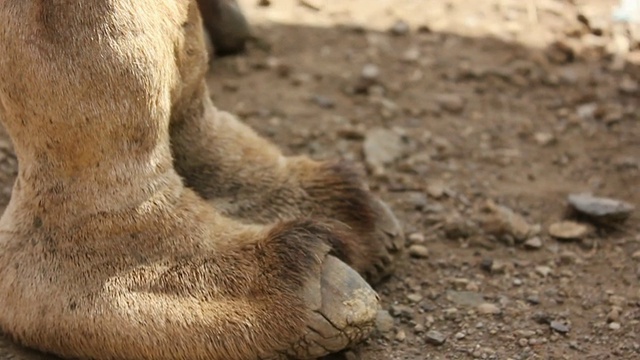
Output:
[
  {"xmin": 209, "ymin": 0, "xmax": 640, "ymax": 359},
  {"xmin": 1, "ymin": 0, "xmax": 639, "ymax": 359}
]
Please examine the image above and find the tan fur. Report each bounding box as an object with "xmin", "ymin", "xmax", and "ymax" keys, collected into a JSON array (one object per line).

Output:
[
  {"xmin": 0, "ymin": 0, "xmax": 398, "ymax": 358},
  {"xmin": 170, "ymin": 88, "xmax": 394, "ymax": 282}
]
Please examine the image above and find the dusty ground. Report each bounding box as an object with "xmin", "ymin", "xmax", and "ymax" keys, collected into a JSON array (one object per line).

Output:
[
  {"xmin": 0, "ymin": 0, "xmax": 639, "ymax": 359},
  {"xmin": 208, "ymin": 0, "xmax": 639, "ymax": 359}
]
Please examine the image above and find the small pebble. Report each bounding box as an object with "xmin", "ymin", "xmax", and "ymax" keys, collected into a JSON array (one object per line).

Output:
[
  {"xmin": 524, "ymin": 237, "xmax": 543, "ymax": 249},
  {"xmin": 390, "ymin": 20, "xmax": 410, "ymax": 36},
  {"xmin": 550, "ymin": 320, "xmax": 570, "ymax": 334},
  {"xmin": 518, "ymin": 338, "xmax": 529, "ymax": 347},
  {"xmin": 408, "ymin": 244, "xmax": 429, "ymax": 258},
  {"xmin": 310, "ymin": 95, "xmax": 335, "ymax": 109},
  {"xmin": 408, "ymin": 232, "xmax": 425, "ymax": 244},
  {"xmin": 425, "ymin": 330, "xmax": 447, "ymax": 345},
  {"xmin": 609, "ymin": 322, "xmax": 621, "ymax": 330},
  {"xmin": 361, "ymin": 64, "xmax": 380, "ymax": 81},
  {"xmin": 435, "ymin": 93, "xmax": 465, "ymax": 113},
  {"xmin": 535, "ymin": 265, "xmax": 553, "ymax": 277},
  {"xmin": 477, "ymin": 303, "xmax": 501, "ymax": 315}
]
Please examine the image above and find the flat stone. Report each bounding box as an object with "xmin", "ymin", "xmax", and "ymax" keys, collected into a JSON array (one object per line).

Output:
[
  {"xmin": 548, "ymin": 221, "xmax": 590, "ymax": 240},
  {"xmin": 447, "ymin": 290, "xmax": 485, "ymax": 307},
  {"xmin": 425, "ymin": 330, "xmax": 447, "ymax": 345},
  {"xmin": 550, "ymin": 320, "xmax": 570, "ymax": 334},
  {"xmin": 568, "ymin": 193, "xmax": 635, "ymax": 223}
]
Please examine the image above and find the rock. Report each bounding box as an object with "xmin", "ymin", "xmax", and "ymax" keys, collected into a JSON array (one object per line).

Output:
[
  {"xmin": 609, "ymin": 322, "xmax": 621, "ymax": 330},
  {"xmin": 534, "ymin": 132, "xmax": 556, "ymax": 146},
  {"xmin": 355, "ymin": 64, "xmax": 381, "ymax": 93},
  {"xmin": 402, "ymin": 47, "xmax": 420, "ymax": 63},
  {"xmin": 517, "ymin": 338, "xmax": 528, "ymax": 347},
  {"xmin": 425, "ymin": 330, "xmax": 447, "ymax": 346},
  {"xmin": 480, "ymin": 201, "xmax": 533, "ymax": 243},
  {"xmin": 550, "ymin": 320, "xmax": 570, "ymax": 334},
  {"xmin": 443, "ymin": 213, "xmax": 477, "ymax": 239},
  {"xmin": 408, "ymin": 244, "xmax": 429, "ymax": 258},
  {"xmin": 548, "ymin": 221, "xmax": 590, "ymax": 240},
  {"xmin": 524, "ymin": 236, "xmax": 543, "ymax": 249},
  {"xmin": 632, "ymin": 250, "xmax": 640, "ymax": 260},
  {"xmin": 526, "ymin": 294, "xmax": 541, "ymax": 305},
  {"xmin": 363, "ymin": 128, "xmax": 405, "ymax": 170},
  {"xmin": 576, "ymin": 102, "xmax": 598, "ymax": 120},
  {"xmin": 532, "ymin": 311, "xmax": 552, "ymax": 324},
  {"xmin": 361, "ymin": 64, "xmax": 380, "ymax": 81},
  {"xmin": 390, "ymin": 20, "xmax": 410, "ymax": 36},
  {"xmin": 477, "ymin": 303, "xmax": 501, "ymax": 315},
  {"xmin": 516, "ymin": 329, "xmax": 536, "ymax": 338},
  {"xmin": 310, "ymin": 94, "xmax": 335, "ymax": 109},
  {"xmin": 607, "ymin": 307, "xmax": 622, "ymax": 322},
  {"xmin": 375, "ymin": 310, "xmax": 395, "ymax": 333},
  {"xmin": 395, "ymin": 330, "xmax": 406, "ymax": 342},
  {"xmin": 426, "ymin": 180, "xmax": 447, "ymax": 199},
  {"xmin": 535, "ymin": 265, "xmax": 552, "ymax": 277},
  {"xmin": 407, "ymin": 293, "xmax": 424, "ymax": 303},
  {"xmin": 404, "ymin": 192, "xmax": 429, "ymax": 211},
  {"xmin": 435, "ymin": 93, "xmax": 465, "ymax": 113},
  {"xmin": 446, "ymin": 290, "xmax": 485, "ymax": 307},
  {"xmin": 389, "ymin": 305, "xmax": 414, "ymax": 319},
  {"xmin": 546, "ymin": 40, "xmax": 575, "ymax": 64},
  {"xmin": 480, "ymin": 258, "xmax": 493, "ymax": 272},
  {"xmin": 567, "ymin": 193, "xmax": 635, "ymax": 223},
  {"xmin": 407, "ymin": 232, "xmax": 425, "ymax": 244},
  {"xmin": 443, "ymin": 308, "xmax": 458, "ymax": 321},
  {"xmin": 619, "ymin": 75, "xmax": 639, "ymax": 94}
]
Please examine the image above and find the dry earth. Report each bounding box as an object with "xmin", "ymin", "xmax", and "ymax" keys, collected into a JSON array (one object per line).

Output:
[{"xmin": 1, "ymin": 0, "xmax": 639, "ymax": 359}]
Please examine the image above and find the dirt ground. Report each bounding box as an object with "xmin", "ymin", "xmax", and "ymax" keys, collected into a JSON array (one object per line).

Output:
[
  {"xmin": 208, "ymin": 0, "xmax": 639, "ymax": 359},
  {"xmin": 0, "ymin": 0, "xmax": 638, "ymax": 359}
]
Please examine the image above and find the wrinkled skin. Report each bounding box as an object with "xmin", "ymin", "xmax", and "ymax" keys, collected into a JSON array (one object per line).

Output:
[{"xmin": 0, "ymin": 0, "xmax": 403, "ymax": 359}]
